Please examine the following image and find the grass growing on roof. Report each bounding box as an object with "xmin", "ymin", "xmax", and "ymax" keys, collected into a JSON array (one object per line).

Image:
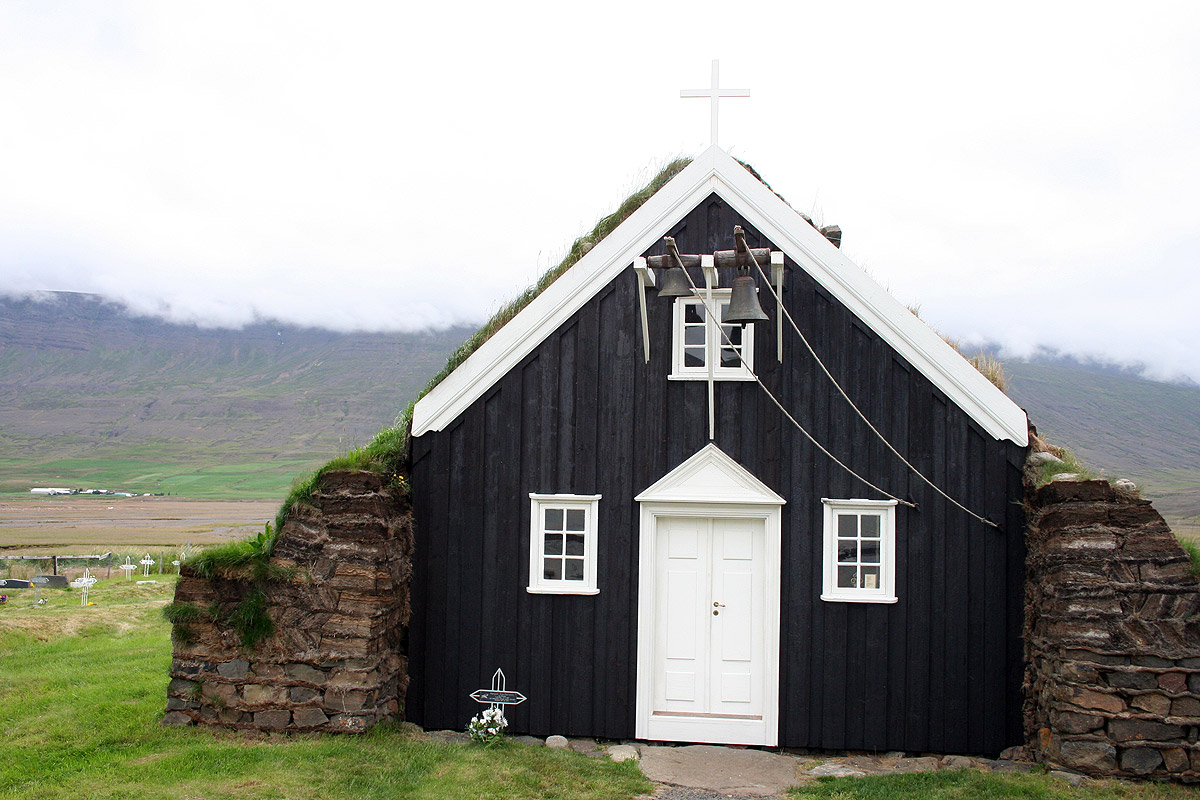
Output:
[
  {"xmin": 270, "ymin": 157, "xmax": 693, "ymax": 532},
  {"xmin": 410, "ymin": 156, "xmax": 693, "ymax": 410}
]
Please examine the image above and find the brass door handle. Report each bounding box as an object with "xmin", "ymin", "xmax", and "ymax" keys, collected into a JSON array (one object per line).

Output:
[{"xmin": 713, "ymin": 602, "xmax": 725, "ymax": 607}]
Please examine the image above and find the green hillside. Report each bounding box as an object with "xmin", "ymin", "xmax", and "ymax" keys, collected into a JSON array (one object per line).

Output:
[
  {"xmin": 0, "ymin": 293, "xmax": 469, "ymax": 499},
  {"xmin": 1003, "ymin": 358, "xmax": 1200, "ymax": 536}
]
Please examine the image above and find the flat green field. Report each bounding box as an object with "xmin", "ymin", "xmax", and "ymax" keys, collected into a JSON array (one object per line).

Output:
[{"xmin": 0, "ymin": 453, "xmax": 325, "ymax": 500}]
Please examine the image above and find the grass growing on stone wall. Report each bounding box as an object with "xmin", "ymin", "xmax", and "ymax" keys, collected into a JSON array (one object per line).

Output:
[
  {"xmin": 1032, "ymin": 447, "xmax": 1100, "ymax": 487},
  {"xmin": 0, "ymin": 579, "xmax": 653, "ymax": 800},
  {"xmin": 272, "ymin": 420, "xmax": 410, "ymax": 533},
  {"xmin": 185, "ymin": 522, "xmax": 290, "ymax": 582},
  {"xmin": 1178, "ymin": 537, "xmax": 1200, "ymax": 577}
]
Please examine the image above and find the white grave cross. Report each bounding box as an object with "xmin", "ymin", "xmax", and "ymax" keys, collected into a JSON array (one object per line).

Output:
[
  {"xmin": 118, "ymin": 556, "xmax": 137, "ymax": 580},
  {"xmin": 139, "ymin": 553, "xmax": 155, "ymax": 577},
  {"xmin": 681, "ymin": 59, "xmax": 749, "ymax": 147},
  {"xmin": 78, "ymin": 568, "xmax": 97, "ymax": 606}
]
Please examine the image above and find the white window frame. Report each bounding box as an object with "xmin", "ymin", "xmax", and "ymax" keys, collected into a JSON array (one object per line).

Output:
[
  {"xmin": 669, "ymin": 290, "xmax": 756, "ymax": 381},
  {"xmin": 820, "ymin": 498, "xmax": 898, "ymax": 604},
  {"xmin": 527, "ymin": 493, "xmax": 601, "ymax": 595}
]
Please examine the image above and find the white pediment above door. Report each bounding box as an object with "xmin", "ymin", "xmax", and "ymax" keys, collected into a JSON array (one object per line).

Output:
[{"xmin": 635, "ymin": 443, "xmax": 785, "ymax": 506}]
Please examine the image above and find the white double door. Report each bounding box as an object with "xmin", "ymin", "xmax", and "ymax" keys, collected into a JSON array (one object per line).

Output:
[{"xmin": 639, "ymin": 513, "xmax": 777, "ymax": 745}]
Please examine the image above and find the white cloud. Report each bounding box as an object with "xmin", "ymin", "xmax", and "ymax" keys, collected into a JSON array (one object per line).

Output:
[{"xmin": 1, "ymin": 0, "xmax": 1197, "ymax": 381}]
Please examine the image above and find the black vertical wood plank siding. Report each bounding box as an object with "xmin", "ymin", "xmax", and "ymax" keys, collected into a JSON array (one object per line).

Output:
[
  {"xmin": 519, "ymin": 359, "xmax": 552, "ymax": 736},
  {"xmin": 886, "ymin": 357, "xmax": 912, "ymax": 746},
  {"xmin": 407, "ymin": 193, "xmax": 1027, "ymax": 753},
  {"xmin": 904, "ymin": 382, "xmax": 934, "ymax": 751}
]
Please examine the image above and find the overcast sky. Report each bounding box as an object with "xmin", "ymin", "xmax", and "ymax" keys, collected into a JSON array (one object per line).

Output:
[{"xmin": 2, "ymin": 2, "xmax": 1198, "ymax": 383}]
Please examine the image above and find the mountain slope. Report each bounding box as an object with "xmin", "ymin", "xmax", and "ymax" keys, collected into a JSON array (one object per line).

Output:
[
  {"xmin": 1, "ymin": 293, "xmax": 1196, "ymax": 532},
  {"xmin": 0, "ymin": 293, "xmax": 469, "ymax": 497},
  {"xmin": 1003, "ymin": 358, "xmax": 1200, "ymax": 530}
]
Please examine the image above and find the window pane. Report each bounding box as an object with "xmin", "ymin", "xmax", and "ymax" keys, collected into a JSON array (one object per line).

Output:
[
  {"xmin": 837, "ymin": 514, "xmax": 858, "ymax": 538},
  {"xmin": 860, "ymin": 541, "xmax": 880, "ymax": 564},
  {"xmin": 837, "ymin": 539, "xmax": 857, "ymax": 563},
  {"xmin": 724, "ymin": 325, "xmax": 742, "ymax": 345},
  {"xmin": 565, "ymin": 509, "xmax": 585, "ymax": 531},
  {"xmin": 544, "ymin": 533, "xmax": 563, "ymax": 556},
  {"xmin": 720, "ymin": 347, "xmax": 740, "ymax": 368},
  {"xmin": 564, "ymin": 559, "xmax": 584, "ymax": 581},
  {"xmin": 684, "ymin": 326, "xmax": 705, "ymax": 345},
  {"xmin": 684, "ymin": 304, "xmax": 703, "ymax": 324},
  {"xmin": 545, "ymin": 508, "xmax": 563, "ymax": 531},
  {"xmin": 543, "ymin": 558, "xmax": 562, "ymax": 580},
  {"xmin": 861, "ymin": 515, "xmax": 880, "ymax": 538},
  {"xmin": 684, "ymin": 347, "xmax": 705, "ymax": 367},
  {"xmin": 861, "ymin": 566, "xmax": 880, "ymax": 590},
  {"xmin": 837, "ymin": 565, "xmax": 857, "ymax": 588},
  {"xmin": 565, "ymin": 534, "xmax": 585, "ymax": 556}
]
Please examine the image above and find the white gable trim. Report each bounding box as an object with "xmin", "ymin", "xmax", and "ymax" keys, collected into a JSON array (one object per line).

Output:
[
  {"xmin": 635, "ymin": 443, "xmax": 785, "ymax": 505},
  {"xmin": 412, "ymin": 146, "xmax": 1028, "ymax": 445}
]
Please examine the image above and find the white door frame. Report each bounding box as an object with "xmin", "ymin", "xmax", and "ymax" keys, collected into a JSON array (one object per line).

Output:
[{"xmin": 635, "ymin": 500, "xmax": 782, "ymax": 745}]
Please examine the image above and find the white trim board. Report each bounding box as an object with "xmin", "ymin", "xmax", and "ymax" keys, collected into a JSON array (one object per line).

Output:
[{"xmin": 412, "ymin": 145, "xmax": 1027, "ymax": 445}]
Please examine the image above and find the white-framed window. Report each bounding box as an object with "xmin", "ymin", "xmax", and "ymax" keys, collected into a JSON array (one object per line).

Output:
[
  {"xmin": 527, "ymin": 494, "xmax": 601, "ymax": 595},
  {"xmin": 821, "ymin": 499, "xmax": 898, "ymax": 603},
  {"xmin": 669, "ymin": 290, "xmax": 756, "ymax": 381}
]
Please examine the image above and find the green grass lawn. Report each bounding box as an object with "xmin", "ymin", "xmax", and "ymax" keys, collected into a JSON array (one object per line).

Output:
[
  {"xmin": 0, "ymin": 576, "xmax": 651, "ymax": 800},
  {"xmin": 789, "ymin": 770, "xmax": 1196, "ymax": 799},
  {"xmin": 2, "ymin": 576, "xmax": 1194, "ymax": 799}
]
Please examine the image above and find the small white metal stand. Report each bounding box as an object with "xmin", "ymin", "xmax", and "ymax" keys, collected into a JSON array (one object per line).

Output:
[{"xmin": 78, "ymin": 569, "xmax": 97, "ymax": 606}]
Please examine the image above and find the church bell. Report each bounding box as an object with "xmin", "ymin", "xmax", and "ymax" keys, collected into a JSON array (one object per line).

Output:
[
  {"xmin": 657, "ymin": 236, "xmax": 695, "ymax": 297},
  {"xmin": 722, "ymin": 225, "xmax": 769, "ymax": 324},
  {"xmin": 722, "ymin": 275, "xmax": 769, "ymax": 324}
]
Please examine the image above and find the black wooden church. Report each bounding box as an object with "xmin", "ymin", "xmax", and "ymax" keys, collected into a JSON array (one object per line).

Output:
[{"xmin": 406, "ymin": 146, "xmax": 1029, "ymax": 754}]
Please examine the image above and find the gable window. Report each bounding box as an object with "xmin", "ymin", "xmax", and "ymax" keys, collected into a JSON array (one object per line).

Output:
[
  {"xmin": 821, "ymin": 499, "xmax": 898, "ymax": 603},
  {"xmin": 670, "ymin": 290, "xmax": 755, "ymax": 381},
  {"xmin": 527, "ymin": 494, "xmax": 601, "ymax": 595}
]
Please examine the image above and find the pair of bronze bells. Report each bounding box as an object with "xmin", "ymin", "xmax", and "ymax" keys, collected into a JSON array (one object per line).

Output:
[{"xmin": 656, "ymin": 227, "xmax": 770, "ymax": 325}]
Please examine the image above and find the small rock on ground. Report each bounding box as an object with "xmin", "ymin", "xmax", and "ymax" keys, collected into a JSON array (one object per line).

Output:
[
  {"xmin": 807, "ymin": 764, "xmax": 866, "ymax": 778},
  {"xmin": 609, "ymin": 744, "xmax": 640, "ymax": 762},
  {"xmin": 512, "ymin": 735, "xmax": 542, "ymax": 747},
  {"xmin": 545, "ymin": 734, "xmax": 569, "ymax": 749},
  {"xmin": 426, "ymin": 730, "xmax": 469, "ymax": 744},
  {"xmin": 1050, "ymin": 770, "xmax": 1085, "ymax": 786}
]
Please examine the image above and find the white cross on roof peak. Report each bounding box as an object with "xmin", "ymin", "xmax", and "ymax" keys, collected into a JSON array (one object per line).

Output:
[{"xmin": 681, "ymin": 60, "xmax": 749, "ymax": 147}]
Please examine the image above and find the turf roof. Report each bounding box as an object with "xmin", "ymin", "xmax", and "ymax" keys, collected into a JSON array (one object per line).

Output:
[{"xmin": 270, "ymin": 155, "xmax": 695, "ymax": 528}]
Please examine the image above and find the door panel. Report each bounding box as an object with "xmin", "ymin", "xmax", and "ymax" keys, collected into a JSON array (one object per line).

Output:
[{"xmin": 652, "ymin": 516, "xmax": 764, "ymax": 721}]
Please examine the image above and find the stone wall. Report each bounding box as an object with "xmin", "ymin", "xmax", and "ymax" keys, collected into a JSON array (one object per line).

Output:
[
  {"xmin": 1025, "ymin": 479, "xmax": 1200, "ymax": 781},
  {"xmin": 163, "ymin": 470, "xmax": 412, "ymax": 733}
]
